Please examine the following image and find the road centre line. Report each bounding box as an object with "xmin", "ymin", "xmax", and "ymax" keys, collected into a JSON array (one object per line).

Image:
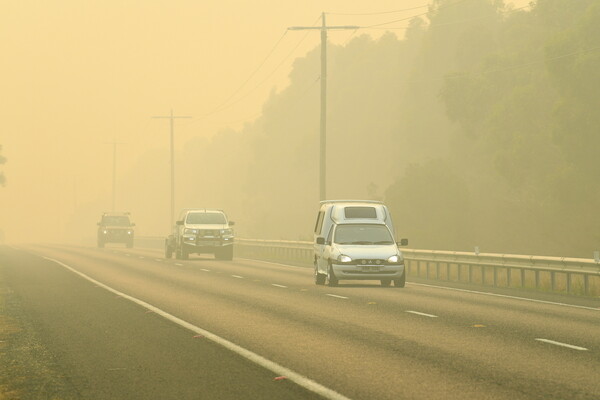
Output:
[
  {"xmin": 200, "ymin": 268, "xmax": 211, "ymax": 272},
  {"xmin": 325, "ymin": 294, "xmax": 349, "ymax": 299},
  {"xmin": 535, "ymin": 338, "xmax": 588, "ymax": 351},
  {"xmin": 42, "ymin": 256, "xmax": 351, "ymax": 400},
  {"xmin": 232, "ymin": 275, "xmax": 244, "ymax": 279},
  {"xmin": 271, "ymin": 284, "xmax": 287, "ymax": 288},
  {"xmin": 410, "ymin": 282, "xmax": 600, "ymax": 312},
  {"xmin": 406, "ymin": 310, "xmax": 438, "ymax": 318}
]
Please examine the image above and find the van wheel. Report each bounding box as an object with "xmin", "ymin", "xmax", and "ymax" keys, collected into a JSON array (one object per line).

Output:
[
  {"xmin": 380, "ymin": 279, "xmax": 392, "ymax": 287},
  {"xmin": 327, "ymin": 264, "xmax": 338, "ymax": 287},
  {"xmin": 314, "ymin": 264, "xmax": 326, "ymax": 285},
  {"xmin": 394, "ymin": 272, "xmax": 406, "ymax": 288}
]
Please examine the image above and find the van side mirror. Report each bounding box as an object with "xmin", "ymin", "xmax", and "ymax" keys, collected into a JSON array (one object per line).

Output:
[
  {"xmin": 398, "ymin": 238, "xmax": 408, "ymax": 246},
  {"xmin": 176, "ymin": 220, "xmax": 184, "ymax": 226},
  {"xmin": 316, "ymin": 237, "xmax": 325, "ymax": 245},
  {"xmin": 229, "ymin": 221, "xmax": 235, "ymax": 226}
]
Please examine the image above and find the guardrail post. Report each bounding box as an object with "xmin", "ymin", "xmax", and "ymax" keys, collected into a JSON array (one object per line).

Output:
[
  {"xmin": 468, "ymin": 265, "xmax": 472, "ymax": 283},
  {"xmin": 446, "ymin": 263, "xmax": 450, "ymax": 281},
  {"xmin": 584, "ymin": 275, "xmax": 589, "ymax": 296},
  {"xmin": 521, "ymin": 269, "xmax": 525, "ymax": 288},
  {"xmin": 458, "ymin": 263, "xmax": 462, "ymax": 282},
  {"xmin": 507, "ymin": 267, "xmax": 512, "ymax": 288},
  {"xmin": 481, "ymin": 265, "xmax": 486, "ymax": 285},
  {"xmin": 566, "ymin": 272, "xmax": 571, "ymax": 294},
  {"xmin": 493, "ymin": 267, "xmax": 498, "ymax": 287},
  {"xmin": 551, "ymin": 271, "xmax": 556, "ymax": 291},
  {"xmin": 535, "ymin": 270, "xmax": 540, "ymax": 290},
  {"xmin": 436, "ymin": 262, "xmax": 440, "ymax": 279}
]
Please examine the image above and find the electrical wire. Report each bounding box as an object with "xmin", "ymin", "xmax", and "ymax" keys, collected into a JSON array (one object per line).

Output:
[{"xmin": 326, "ymin": 4, "xmax": 430, "ymax": 16}]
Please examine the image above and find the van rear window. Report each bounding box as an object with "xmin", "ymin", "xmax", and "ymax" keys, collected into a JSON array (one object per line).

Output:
[{"xmin": 344, "ymin": 207, "xmax": 377, "ymax": 219}]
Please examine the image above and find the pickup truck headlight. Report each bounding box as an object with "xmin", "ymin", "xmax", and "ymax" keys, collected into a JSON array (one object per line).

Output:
[
  {"xmin": 184, "ymin": 228, "xmax": 198, "ymax": 235},
  {"xmin": 337, "ymin": 254, "xmax": 352, "ymax": 264},
  {"xmin": 220, "ymin": 228, "xmax": 233, "ymax": 236}
]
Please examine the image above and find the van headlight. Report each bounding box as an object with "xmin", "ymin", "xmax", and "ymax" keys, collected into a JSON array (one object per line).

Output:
[
  {"xmin": 338, "ymin": 255, "xmax": 352, "ymax": 264},
  {"xmin": 387, "ymin": 255, "xmax": 403, "ymax": 264}
]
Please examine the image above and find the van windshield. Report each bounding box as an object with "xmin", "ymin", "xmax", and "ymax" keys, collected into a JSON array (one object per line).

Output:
[
  {"xmin": 334, "ymin": 224, "xmax": 394, "ymax": 245},
  {"xmin": 186, "ymin": 212, "xmax": 226, "ymax": 224}
]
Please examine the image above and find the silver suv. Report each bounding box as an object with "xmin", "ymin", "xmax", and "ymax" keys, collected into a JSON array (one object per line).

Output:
[{"xmin": 165, "ymin": 209, "xmax": 235, "ymax": 260}]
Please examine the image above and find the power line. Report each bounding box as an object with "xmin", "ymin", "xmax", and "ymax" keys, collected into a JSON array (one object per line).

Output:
[
  {"xmin": 204, "ymin": 30, "xmax": 289, "ymax": 116},
  {"xmin": 326, "ymin": 4, "xmax": 430, "ymax": 16}
]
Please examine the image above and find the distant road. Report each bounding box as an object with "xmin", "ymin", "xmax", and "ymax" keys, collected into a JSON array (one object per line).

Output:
[{"xmin": 2, "ymin": 244, "xmax": 599, "ymax": 400}]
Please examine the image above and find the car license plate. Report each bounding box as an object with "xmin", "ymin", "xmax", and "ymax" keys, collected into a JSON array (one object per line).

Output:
[{"xmin": 361, "ymin": 266, "xmax": 381, "ymax": 272}]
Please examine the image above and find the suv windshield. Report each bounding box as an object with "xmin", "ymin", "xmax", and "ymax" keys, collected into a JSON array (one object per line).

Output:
[
  {"xmin": 334, "ymin": 224, "xmax": 394, "ymax": 245},
  {"xmin": 186, "ymin": 212, "xmax": 226, "ymax": 225},
  {"xmin": 101, "ymin": 216, "xmax": 131, "ymax": 226}
]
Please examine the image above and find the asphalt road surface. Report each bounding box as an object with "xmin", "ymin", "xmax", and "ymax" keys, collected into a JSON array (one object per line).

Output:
[{"xmin": 1, "ymin": 244, "xmax": 599, "ymax": 400}]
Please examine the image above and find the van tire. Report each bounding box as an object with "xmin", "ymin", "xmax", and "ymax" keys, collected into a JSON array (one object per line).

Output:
[
  {"xmin": 380, "ymin": 279, "xmax": 392, "ymax": 287},
  {"xmin": 314, "ymin": 265, "xmax": 326, "ymax": 285},
  {"xmin": 327, "ymin": 264, "xmax": 338, "ymax": 287},
  {"xmin": 394, "ymin": 272, "xmax": 406, "ymax": 288}
]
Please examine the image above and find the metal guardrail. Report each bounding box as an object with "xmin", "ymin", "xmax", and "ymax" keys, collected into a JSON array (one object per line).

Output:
[{"xmin": 135, "ymin": 237, "xmax": 600, "ymax": 296}]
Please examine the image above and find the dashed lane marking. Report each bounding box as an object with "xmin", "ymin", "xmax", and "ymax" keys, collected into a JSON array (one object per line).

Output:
[
  {"xmin": 42, "ymin": 256, "xmax": 352, "ymax": 400},
  {"xmin": 535, "ymin": 339, "xmax": 588, "ymax": 351},
  {"xmin": 175, "ymin": 263, "xmax": 183, "ymax": 266},
  {"xmin": 200, "ymin": 269, "xmax": 211, "ymax": 272},
  {"xmin": 271, "ymin": 284, "xmax": 287, "ymax": 288},
  {"xmin": 232, "ymin": 275, "xmax": 244, "ymax": 279},
  {"xmin": 325, "ymin": 294, "xmax": 348, "ymax": 300},
  {"xmin": 406, "ymin": 311, "xmax": 438, "ymax": 318}
]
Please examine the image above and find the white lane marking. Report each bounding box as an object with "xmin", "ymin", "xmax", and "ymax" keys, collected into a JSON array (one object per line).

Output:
[
  {"xmin": 42, "ymin": 256, "xmax": 351, "ymax": 400},
  {"xmin": 406, "ymin": 310, "xmax": 438, "ymax": 318},
  {"xmin": 535, "ymin": 339, "xmax": 588, "ymax": 351},
  {"xmin": 236, "ymin": 257, "xmax": 307, "ymax": 270},
  {"xmin": 410, "ymin": 282, "xmax": 600, "ymax": 312},
  {"xmin": 271, "ymin": 284, "xmax": 287, "ymax": 288},
  {"xmin": 175, "ymin": 263, "xmax": 183, "ymax": 266},
  {"xmin": 200, "ymin": 269, "xmax": 211, "ymax": 272},
  {"xmin": 232, "ymin": 275, "xmax": 244, "ymax": 279},
  {"xmin": 325, "ymin": 294, "xmax": 348, "ymax": 299},
  {"xmin": 154, "ymin": 259, "xmax": 162, "ymax": 262}
]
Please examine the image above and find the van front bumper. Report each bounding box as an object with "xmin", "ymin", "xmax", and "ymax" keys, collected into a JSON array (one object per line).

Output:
[{"xmin": 331, "ymin": 264, "xmax": 405, "ymax": 280}]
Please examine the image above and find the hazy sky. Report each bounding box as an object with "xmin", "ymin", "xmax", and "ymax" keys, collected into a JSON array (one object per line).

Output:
[{"xmin": 0, "ymin": 0, "xmax": 526, "ymax": 242}]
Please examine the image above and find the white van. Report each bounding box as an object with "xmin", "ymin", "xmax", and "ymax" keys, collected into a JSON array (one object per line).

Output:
[{"xmin": 313, "ymin": 200, "xmax": 408, "ymax": 287}]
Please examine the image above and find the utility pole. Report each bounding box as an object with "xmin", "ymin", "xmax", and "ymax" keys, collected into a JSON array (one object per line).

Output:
[
  {"xmin": 152, "ymin": 110, "xmax": 192, "ymax": 228},
  {"xmin": 289, "ymin": 13, "xmax": 359, "ymax": 201},
  {"xmin": 105, "ymin": 140, "xmax": 126, "ymax": 211}
]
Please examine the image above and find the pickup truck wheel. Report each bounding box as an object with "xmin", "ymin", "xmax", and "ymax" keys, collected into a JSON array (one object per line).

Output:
[
  {"xmin": 181, "ymin": 247, "xmax": 189, "ymax": 260},
  {"xmin": 314, "ymin": 264, "xmax": 326, "ymax": 285},
  {"xmin": 165, "ymin": 244, "xmax": 173, "ymax": 259},
  {"xmin": 380, "ymin": 279, "xmax": 392, "ymax": 287},
  {"xmin": 175, "ymin": 245, "xmax": 182, "ymax": 259},
  {"xmin": 327, "ymin": 264, "xmax": 338, "ymax": 287}
]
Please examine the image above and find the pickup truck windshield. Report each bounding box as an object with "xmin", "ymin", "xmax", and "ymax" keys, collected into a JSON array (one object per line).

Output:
[
  {"xmin": 101, "ymin": 216, "xmax": 131, "ymax": 226},
  {"xmin": 334, "ymin": 224, "xmax": 394, "ymax": 245},
  {"xmin": 186, "ymin": 212, "xmax": 226, "ymax": 224}
]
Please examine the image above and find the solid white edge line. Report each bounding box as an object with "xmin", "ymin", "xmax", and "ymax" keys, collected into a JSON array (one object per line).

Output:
[
  {"xmin": 325, "ymin": 294, "xmax": 348, "ymax": 299},
  {"xmin": 271, "ymin": 284, "xmax": 287, "ymax": 288},
  {"xmin": 409, "ymin": 282, "xmax": 600, "ymax": 312},
  {"xmin": 236, "ymin": 257, "xmax": 307, "ymax": 270},
  {"xmin": 42, "ymin": 256, "xmax": 352, "ymax": 400},
  {"xmin": 535, "ymin": 338, "xmax": 588, "ymax": 351},
  {"xmin": 406, "ymin": 310, "xmax": 438, "ymax": 318}
]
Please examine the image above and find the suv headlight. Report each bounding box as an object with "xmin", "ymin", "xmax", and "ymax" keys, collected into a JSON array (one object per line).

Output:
[
  {"xmin": 184, "ymin": 228, "xmax": 198, "ymax": 235},
  {"xmin": 337, "ymin": 254, "xmax": 352, "ymax": 263},
  {"xmin": 220, "ymin": 228, "xmax": 233, "ymax": 236},
  {"xmin": 387, "ymin": 255, "xmax": 403, "ymax": 264}
]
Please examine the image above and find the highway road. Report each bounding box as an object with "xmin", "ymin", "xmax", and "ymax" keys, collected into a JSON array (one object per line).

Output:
[{"xmin": 1, "ymin": 244, "xmax": 599, "ymax": 399}]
